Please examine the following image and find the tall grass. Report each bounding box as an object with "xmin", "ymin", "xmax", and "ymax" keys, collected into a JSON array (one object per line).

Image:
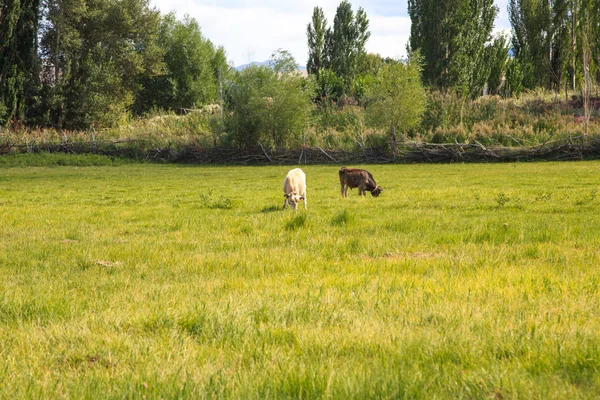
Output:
[
  {"xmin": 419, "ymin": 90, "xmax": 600, "ymax": 145},
  {"xmin": 2, "ymin": 91, "xmax": 599, "ymax": 159},
  {"xmin": 1, "ymin": 162, "xmax": 599, "ymax": 398}
]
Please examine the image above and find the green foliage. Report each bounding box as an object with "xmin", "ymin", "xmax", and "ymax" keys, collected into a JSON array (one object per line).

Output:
[
  {"xmin": 199, "ymin": 190, "xmax": 234, "ymax": 209},
  {"xmin": 418, "ymin": 89, "xmax": 600, "ymax": 145},
  {"xmin": 505, "ymin": 57, "xmax": 527, "ymax": 97},
  {"xmin": 351, "ymin": 74, "xmax": 376, "ymax": 104},
  {"xmin": 2, "ymin": 88, "xmax": 600, "ymax": 154},
  {"xmin": 366, "ymin": 56, "xmax": 426, "ymax": 140},
  {"xmin": 136, "ymin": 13, "xmax": 228, "ymax": 113},
  {"xmin": 306, "ymin": 1, "xmax": 371, "ymax": 100},
  {"xmin": 258, "ymin": 76, "xmax": 311, "ymax": 147},
  {"xmin": 327, "ymin": 1, "xmax": 370, "ymax": 94},
  {"xmin": 224, "ymin": 66, "xmax": 266, "ymax": 148},
  {"xmin": 495, "ymin": 192, "xmax": 510, "ymax": 207},
  {"xmin": 0, "ymin": 110, "xmax": 216, "ymax": 157},
  {"xmin": 409, "ymin": 0, "xmax": 498, "ymax": 97},
  {"xmin": 268, "ymin": 49, "xmax": 298, "ymax": 74},
  {"xmin": 420, "ymin": 90, "xmax": 463, "ymax": 133},
  {"xmin": 306, "ymin": 7, "xmax": 328, "ymax": 76},
  {"xmin": 509, "ymin": 0, "xmax": 553, "ymax": 90},
  {"xmin": 312, "ymin": 68, "xmax": 344, "ymax": 101},
  {"xmin": 308, "ymin": 104, "xmax": 369, "ymax": 150},
  {"xmin": 226, "ymin": 51, "xmax": 311, "ymax": 148},
  {"xmin": 0, "ymin": 0, "xmax": 40, "ymax": 125},
  {"xmin": 450, "ymin": 0, "xmax": 498, "ymax": 99},
  {"xmin": 30, "ymin": 2, "xmax": 226, "ymax": 128},
  {"xmin": 508, "ymin": 0, "xmax": 600, "ymax": 93},
  {"xmin": 39, "ymin": 0, "xmax": 163, "ymax": 129},
  {"xmin": 486, "ymin": 33, "xmax": 510, "ymax": 96}
]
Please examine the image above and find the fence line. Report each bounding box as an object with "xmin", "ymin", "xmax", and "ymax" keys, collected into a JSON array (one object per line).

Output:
[{"xmin": 1, "ymin": 136, "xmax": 599, "ymax": 164}]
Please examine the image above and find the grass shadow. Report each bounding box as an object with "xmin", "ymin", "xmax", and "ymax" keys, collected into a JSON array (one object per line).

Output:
[
  {"xmin": 331, "ymin": 209, "xmax": 354, "ymax": 226},
  {"xmin": 261, "ymin": 205, "xmax": 280, "ymax": 213},
  {"xmin": 286, "ymin": 214, "xmax": 307, "ymax": 231}
]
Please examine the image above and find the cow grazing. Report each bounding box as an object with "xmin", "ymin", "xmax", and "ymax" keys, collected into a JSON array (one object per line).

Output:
[
  {"xmin": 283, "ymin": 168, "xmax": 307, "ymax": 210},
  {"xmin": 339, "ymin": 167, "xmax": 383, "ymax": 198}
]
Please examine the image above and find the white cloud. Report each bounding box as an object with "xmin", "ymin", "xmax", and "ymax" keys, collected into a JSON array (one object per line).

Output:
[
  {"xmin": 367, "ymin": 15, "xmax": 411, "ymax": 59},
  {"xmin": 494, "ymin": 0, "xmax": 511, "ymax": 30},
  {"xmin": 149, "ymin": 0, "xmax": 511, "ymax": 67}
]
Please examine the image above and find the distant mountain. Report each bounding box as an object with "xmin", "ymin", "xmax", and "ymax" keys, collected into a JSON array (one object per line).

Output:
[
  {"xmin": 235, "ymin": 61, "xmax": 306, "ymax": 72},
  {"xmin": 234, "ymin": 61, "xmax": 270, "ymax": 71}
]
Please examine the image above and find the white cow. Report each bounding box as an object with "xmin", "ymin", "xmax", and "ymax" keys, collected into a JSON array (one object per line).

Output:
[{"xmin": 282, "ymin": 168, "xmax": 307, "ymax": 210}]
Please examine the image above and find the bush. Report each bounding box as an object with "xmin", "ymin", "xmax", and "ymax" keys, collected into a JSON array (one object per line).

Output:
[{"xmin": 225, "ymin": 64, "xmax": 311, "ymax": 149}]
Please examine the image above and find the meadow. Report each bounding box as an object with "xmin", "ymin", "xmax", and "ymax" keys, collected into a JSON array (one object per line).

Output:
[{"xmin": 1, "ymin": 157, "xmax": 599, "ymax": 398}]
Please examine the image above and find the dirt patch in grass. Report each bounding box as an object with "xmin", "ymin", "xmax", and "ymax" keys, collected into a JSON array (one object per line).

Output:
[{"xmin": 362, "ymin": 251, "xmax": 442, "ymax": 260}]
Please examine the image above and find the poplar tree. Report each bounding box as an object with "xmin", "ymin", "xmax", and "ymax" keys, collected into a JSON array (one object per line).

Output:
[
  {"xmin": 327, "ymin": 1, "xmax": 370, "ymax": 91},
  {"xmin": 508, "ymin": 0, "xmax": 553, "ymax": 89},
  {"xmin": 506, "ymin": 0, "xmax": 599, "ymax": 92},
  {"xmin": 451, "ymin": 0, "xmax": 497, "ymax": 99},
  {"xmin": 408, "ymin": 0, "xmax": 497, "ymax": 96},
  {"xmin": 487, "ymin": 33, "xmax": 510, "ymax": 95},
  {"xmin": 407, "ymin": 0, "xmax": 454, "ymax": 88},
  {"xmin": 306, "ymin": 7, "xmax": 328, "ymax": 76},
  {"xmin": 305, "ymin": 1, "xmax": 370, "ymax": 97},
  {"xmin": 0, "ymin": 0, "xmax": 40, "ymax": 125}
]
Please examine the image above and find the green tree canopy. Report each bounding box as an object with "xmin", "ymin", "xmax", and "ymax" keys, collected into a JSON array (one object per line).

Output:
[
  {"xmin": 508, "ymin": 0, "xmax": 600, "ymax": 93},
  {"xmin": 306, "ymin": 1, "xmax": 370, "ymax": 99},
  {"xmin": 366, "ymin": 55, "xmax": 426, "ymax": 155},
  {"xmin": 135, "ymin": 13, "xmax": 229, "ymax": 114},
  {"xmin": 226, "ymin": 51, "xmax": 311, "ymax": 148},
  {"xmin": 0, "ymin": 0, "xmax": 40, "ymax": 125},
  {"xmin": 306, "ymin": 6, "xmax": 328, "ymax": 76},
  {"xmin": 408, "ymin": 0, "xmax": 497, "ymax": 96},
  {"xmin": 486, "ymin": 33, "xmax": 510, "ymax": 96},
  {"xmin": 39, "ymin": 0, "xmax": 163, "ymax": 128}
]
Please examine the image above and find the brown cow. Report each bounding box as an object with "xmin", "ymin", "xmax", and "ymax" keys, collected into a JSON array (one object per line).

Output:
[{"xmin": 339, "ymin": 167, "xmax": 383, "ymax": 198}]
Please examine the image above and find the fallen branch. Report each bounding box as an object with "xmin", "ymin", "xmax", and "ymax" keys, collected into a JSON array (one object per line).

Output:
[
  {"xmin": 258, "ymin": 142, "xmax": 273, "ymax": 163},
  {"xmin": 317, "ymin": 146, "xmax": 338, "ymax": 162}
]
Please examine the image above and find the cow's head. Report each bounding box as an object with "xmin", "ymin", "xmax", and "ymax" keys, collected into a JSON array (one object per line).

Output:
[
  {"xmin": 284, "ymin": 193, "xmax": 305, "ymax": 210},
  {"xmin": 371, "ymin": 186, "xmax": 383, "ymax": 197}
]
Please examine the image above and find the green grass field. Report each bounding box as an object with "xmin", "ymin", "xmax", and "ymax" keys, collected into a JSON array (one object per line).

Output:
[{"xmin": 1, "ymin": 158, "xmax": 599, "ymax": 398}]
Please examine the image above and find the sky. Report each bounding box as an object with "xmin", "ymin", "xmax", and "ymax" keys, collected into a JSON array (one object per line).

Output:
[{"xmin": 149, "ymin": 0, "xmax": 512, "ymax": 67}]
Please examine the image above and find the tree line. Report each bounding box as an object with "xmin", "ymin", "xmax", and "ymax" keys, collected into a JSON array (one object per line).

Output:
[
  {"xmin": 2, "ymin": 0, "xmax": 600, "ymax": 148},
  {"xmin": 0, "ymin": 0, "xmax": 227, "ymax": 128},
  {"xmin": 307, "ymin": 0, "xmax": 600, "ymax": 101}
]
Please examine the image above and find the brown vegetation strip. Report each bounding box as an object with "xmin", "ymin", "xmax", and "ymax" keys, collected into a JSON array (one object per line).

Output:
[{"xmin": 1, "ymin": 136, "xmax": 600, "ymax": 163}]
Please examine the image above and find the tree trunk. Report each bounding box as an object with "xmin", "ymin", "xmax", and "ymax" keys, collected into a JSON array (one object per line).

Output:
[
  {"xmin": 582, "ymin": 20, "xmax": 590, "ymax": 136},
  {"xmin": 571, "ymin": 3, "xmax": 576, "ymax": 91},
  {"xmin": 548, "ymin": 0, "xmax": 553, "ymax": 90},
  {"xmin": 55, "ymin": 18, "xmax": 64, "ymax": 130},
  {"xmin": 390, "ymin": 125, "xmax": 397, "ymax": 159}
]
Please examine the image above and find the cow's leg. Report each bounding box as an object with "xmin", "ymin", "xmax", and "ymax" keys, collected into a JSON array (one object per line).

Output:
[
  {"xmin": 341, "ymin": 184, "xmax": 346, "ymax": 197},
  {"xmin": 282, "ymin": 198, "xmax": 288, "ymax": 210}
]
